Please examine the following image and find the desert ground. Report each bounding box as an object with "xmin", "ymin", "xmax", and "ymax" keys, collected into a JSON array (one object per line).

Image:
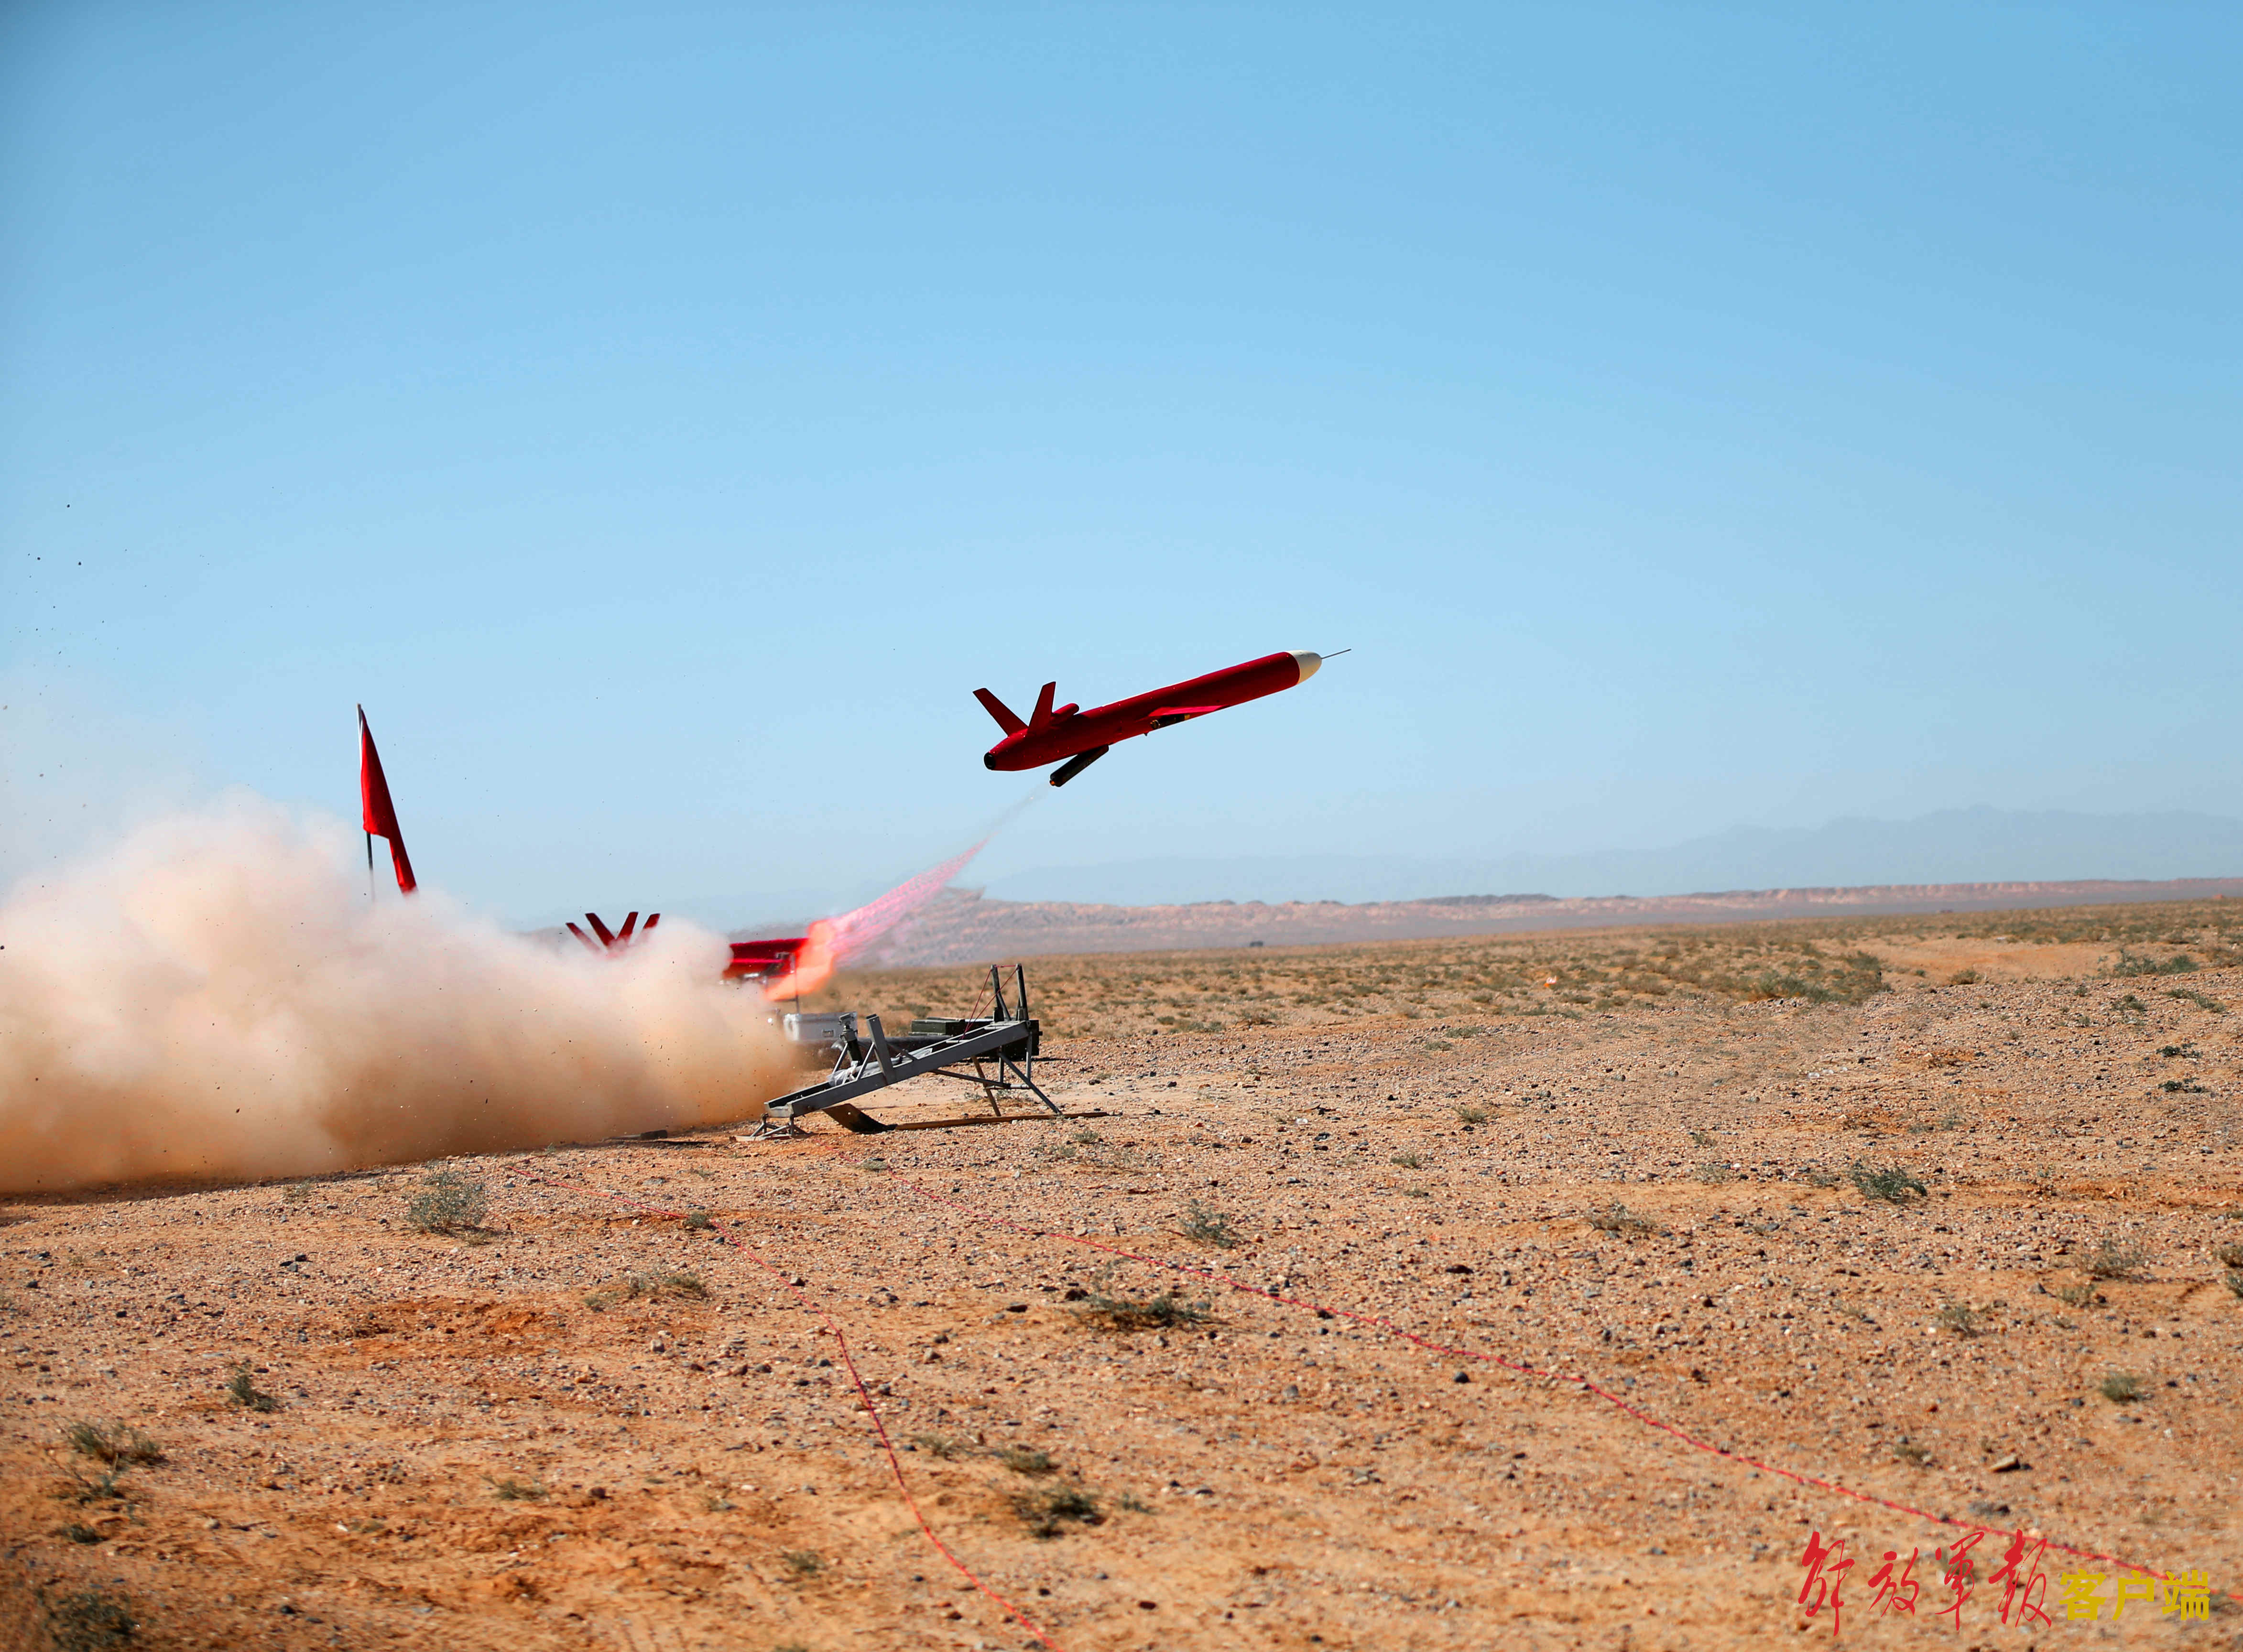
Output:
[
  {"xmin": 6, "ymin": 899, "xmax": 2242, "ymax": 1650},
  {"xmin": 871, "ymin": 877, "xmax": 2243, "ymax": 964}
]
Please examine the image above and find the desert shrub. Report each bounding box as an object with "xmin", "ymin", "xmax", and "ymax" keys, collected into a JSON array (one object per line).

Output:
[
  {"xmin": 584, "ymin": 1271, "xmax": 708, "ymax": 1310},
  {"xmin": 1011, "ymin": 1485, "xmax": 1101, "ymax": 1538},
  {"xmin": 62, "ymin": 1464, "xmax": 131, "ymax": 1505},
  {"xmin": 1742, "ymin": 950, "xmax": 1886, "ymax": 1005},
  {"xmin": 2223, "ymin": 1269, "xmax": 2243, "ymax": 1301},
  {"xmin": 2098, "ymin": 1372, "xmax": 2146, "ymax": 1403},
  {"xmin": 1934, "ymin": 1302, "xmax": 1984, "ymax": 1337},
  {"xmin": 407, "ymin": 1169, "xmax": 487, "ymax": 1234},
  {"xmin": 683, "ymin": 1209, "xmax": 714, "ymax": 1231},
  {"xmin": 1587, "ymin": 1203, "xmax": 1661, "ymax": 1237},
  {"xmin": 1074, "ymin": 1290, "xmax": 1210, "ymax": 1331},
  {"xmin": 2050, "ymin": 1281, "xmax": 2099, "ymax": 1308},
  {"xmin": 42, "ymin": 1586, "xmax": 136, "ymax": 1651},
  {"xmin": 2217, "ymin": 1242, "xmax": 2243, "ymax": 1269},
  {"xmin": 66, "ymin": 1421, "xmax": 163, "ymax": 1467},
  {"xmin": 995, "ymin": 1446, "xmax": 1054, "ymax": 1476},
  {"xmin": 1893, "ymin": 1439, "xmax": 1931, "ymax": 1466},
  {"xmin": 1177, "ymin": 1200, "xmax": 1240, "ymax": 1250},
  {"xmin": 908, "ymin": 1434, "xmax": 969, "ymax": 1459},
  {"xmin": 2083, "ymin": 1238, "xmax": 2150, "ymax": 1280},
  {"xmin": 2115, "ymin": 950, "xmax": 2197, "ymax": 977},
  {"xmin": 2166, "ymin": 988, "xmax": 2225, "ymax": 1013},
  {"xmin": 1456, "ymin": 1106, "xmax": 1490, "ymax": 1126},
  {"xmin": 780, "ymin": 1550, "xmax": 823, "ymax": 1577},
  {"xmin": 488, "ymin": 1477, "xmax": 546, "ymax": 1501},
  {"xmin": 1391, "ymin": 1152, "xmax": 1424, "ymax": 1170},
  {"xmin": 225, "ymin": 1363, "xmax": 279, "ymax": 1413},
  {"xmin": 1695, "ymin": 1161, "xmax": 1736, "ymax": 1185},
  {"xmin": 1850, "ymin": 1162, "xmax": 1927, "ymax": 1204}
]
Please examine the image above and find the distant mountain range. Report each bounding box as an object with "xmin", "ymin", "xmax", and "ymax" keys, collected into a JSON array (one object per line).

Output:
[{"xmin": 979, "ymin": 808, "xmax": 2243, "ymax": 907}]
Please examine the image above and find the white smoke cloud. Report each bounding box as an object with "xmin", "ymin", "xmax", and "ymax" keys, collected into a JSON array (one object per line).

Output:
[{"xmin": 0, "ymin": 795, "xmax": 794, "ymax": 1193}]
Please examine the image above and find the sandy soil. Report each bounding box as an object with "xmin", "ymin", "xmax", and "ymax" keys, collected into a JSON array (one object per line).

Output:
[{"xmin": 5, "ymin": 913, "xmax": 2242, "ymax": 1650}]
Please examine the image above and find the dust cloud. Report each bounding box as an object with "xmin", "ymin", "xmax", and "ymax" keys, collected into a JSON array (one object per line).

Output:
[{"xmin": 0, "ymin": 796, "xmax": 795, "ymax": 1194}]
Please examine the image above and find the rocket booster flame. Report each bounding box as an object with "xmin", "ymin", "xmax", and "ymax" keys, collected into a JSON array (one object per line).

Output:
[{"xmin": 760, "ymin": 837, "xmax": 989, "ymax": 1001}]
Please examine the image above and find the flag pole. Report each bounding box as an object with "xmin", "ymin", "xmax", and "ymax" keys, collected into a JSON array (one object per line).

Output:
[{"xmin": 358, "ymin": 703, "xmax": 376, "ymax": 902}]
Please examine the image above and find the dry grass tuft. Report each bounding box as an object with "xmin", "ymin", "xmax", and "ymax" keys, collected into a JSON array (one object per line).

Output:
[
  {"xmin": 584, "ymin": 1271, "xmax": 708, "ymax": 1310},
  {"xmin": 42, "ymin": 1585, "xmax": 137, "ymax": 1652},
  {"xmin": 1934, "ymin": 1302, "xmax": 1985, "ymax": 1337},
  {"xmin": 1074, "ymin": 1290, "xmax": 1211, "ymax": 1331},
  {"xmin": 1587, "ymin": 1203, "xmax": 1662, "ymax": 1237},
  {"xmin": 65, "ymin": 1421, "xmax": 163, "ymax": 1467},
  {"xmin": 995, "ymin": 1446, "xmax": 1055, "ymax": 1476},
  {"xmin": 1011, "ymin": 1484, "xmax": 1102, "ymax": 1538},
  {"xmin": 2083, "ymin": 1238, "xmax": 2151, "ymax": 1281},
  {"xmin": 1850, "ymin": 1162, "xmax": 1927, "ymax": 1204},
  {"xmin": 1176, "ymin": 1200, "xmax": 1241, "ymax": 1250},
  {"xmin": 225, "ymin": 1363, "xmax": 280, "ymax": 1413},
  {"xmin": 407, "ymin": 1168, "xmax": 488, "ymax": 1235}
]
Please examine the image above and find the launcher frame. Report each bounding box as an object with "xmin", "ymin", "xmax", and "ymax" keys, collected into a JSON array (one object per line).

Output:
[{"xmin": 749, "ymin": 965, "xmax": 1056, "ymax": 1137}]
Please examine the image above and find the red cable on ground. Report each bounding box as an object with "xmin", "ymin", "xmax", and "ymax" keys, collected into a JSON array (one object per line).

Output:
[
  {"xmin": 504, "ymin": 1163, "xmax": 1066, "ymax": 1652},
  {"xmin": 892, "ymin": 1172, "xmax": 2174, "ymax": 1583}
]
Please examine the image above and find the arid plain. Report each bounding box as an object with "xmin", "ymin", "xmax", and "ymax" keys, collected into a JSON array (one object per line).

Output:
[{"xmin": 6, "ymin": 900, "xmax": 2242, "ymax": 1651}]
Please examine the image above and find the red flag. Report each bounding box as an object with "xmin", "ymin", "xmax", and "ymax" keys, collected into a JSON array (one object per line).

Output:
[{"xmin": 357, "ymin": 705, "xmax": 417, "ymax": 895}]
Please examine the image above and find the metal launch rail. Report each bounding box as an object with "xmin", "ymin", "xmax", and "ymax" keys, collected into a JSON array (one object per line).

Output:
[{"xmin": 750, "ymin": 964, "xmax": 1056, "ymax": 1136}]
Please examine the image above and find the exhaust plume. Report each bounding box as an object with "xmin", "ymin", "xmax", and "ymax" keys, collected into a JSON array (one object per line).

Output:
[{"xmin": 0, "ymin": 797, "xmax": 794, "ymax": 1194}]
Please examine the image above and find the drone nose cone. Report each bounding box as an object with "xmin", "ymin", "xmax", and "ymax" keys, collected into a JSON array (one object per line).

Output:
[{"xmin": 1290, "ymin": 651, "xmax": 1322, "ymax": 683}]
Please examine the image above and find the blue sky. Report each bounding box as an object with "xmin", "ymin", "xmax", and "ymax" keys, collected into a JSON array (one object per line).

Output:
[{"xmin": 4, "ymin": 3, "xmax": 2238, "ymax": 924}]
